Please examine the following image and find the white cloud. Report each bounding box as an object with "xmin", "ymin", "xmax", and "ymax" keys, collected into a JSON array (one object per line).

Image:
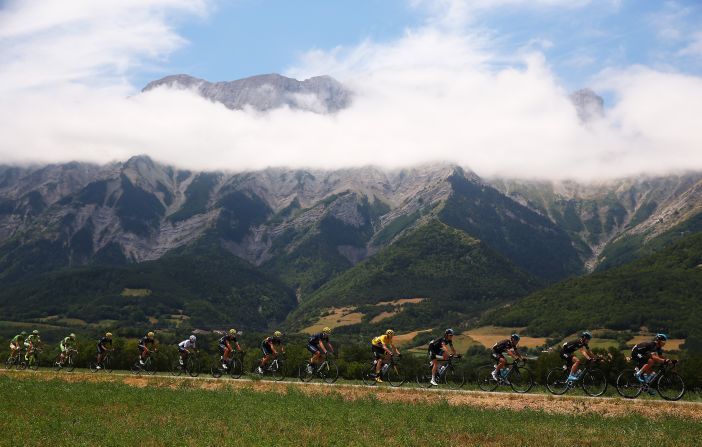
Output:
[
  {"xmin": 680, "ymin": 32, "xmax": 702, "ymax": 58},
  {"xmin": 1, "ymin": 0, "xmax": 701, "ymax": 181}
]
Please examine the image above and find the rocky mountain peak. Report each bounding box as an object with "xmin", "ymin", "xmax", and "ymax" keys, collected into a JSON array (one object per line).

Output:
[
  {"xmin": 570, "ymin": 88, "xmax": 604, "ymax": 122},
  {"xmin": 142, "ymin": 73, "xmax": 352, "ymax": 114}
]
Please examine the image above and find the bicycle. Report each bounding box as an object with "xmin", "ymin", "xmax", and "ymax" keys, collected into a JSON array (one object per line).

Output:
[
  {"xmin": 546, "ymin": 357, "xmax": 608, "ymax": 397},
  {"xmin": 171, "ymin": 352, "xmax": 201, "ymax": 377},
  {"xmin": 298, "ymin": 353, "xmax": 339, "ymax": 384},
  {"xmin": 5, "ymin": 349, "xmax": 27, "ymax": 370},
  {"xmin": 253, "ymin": 354, "xmax": 285, "ymax": 381},
  {"xmin": 477, "ymin": 359, "xmax": 534, "ymax": 393},
  {"xmin": 25, "ymin": 348, "xmax": 42, "ymax": 371},
  {"xmin": 416, "ymin": 355, "xmax": 464, "ymax": 389},
  {"xmin": 211, "ymin": 351, "xmax": 245, "ymax": 379},
  {"xmin": 53, "ymin": 349, "xmax": 78, "ymax": 372},
  {"xmin": 362, "ymin": 354, "xmax": 405, "ymax": 387},
  {"xmin": 90, "ymin": 349, "xmax": 114, "ymax": 373},
  {"xmin": 131, "ymin": 349, "xmax": 159, "ymax": 375},
  {"xmin": 616, "ymin": 359, "xmax": 685, "ymax": 401}
]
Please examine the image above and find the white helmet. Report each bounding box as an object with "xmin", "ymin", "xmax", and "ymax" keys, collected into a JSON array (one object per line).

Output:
[{"xmin": 189, "ymin": 335, "xmax": 196, "ymax": 343}]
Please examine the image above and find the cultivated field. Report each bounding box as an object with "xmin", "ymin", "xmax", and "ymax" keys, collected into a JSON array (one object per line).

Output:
[{"xmin": 2, "ymin": 370, "xmax": 700, "ymax": 447}]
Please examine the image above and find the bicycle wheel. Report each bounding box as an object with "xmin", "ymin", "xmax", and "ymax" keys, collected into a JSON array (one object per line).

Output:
[
  {"xmin": 130, "ymin": 361, "xmax": 141, "ymax": 375},
  {"xmin": 319, "ymin": 361, "xmax": 339, "ymax": 384},
  {"xmin": 444, "ymin": 366, "xmax": 465, "ymax": 389},
  {"xmin": 89, "ymin": 361, "xmax": 99, "ymax": 373},
  {"xmin": 298, "ymin": 363, "xmax": 315, "ymax": 382},
  {"xmin": 582, "ymin": 368, "xmax": 608, "ymax": 397},
  {"xmin": 657, "ymin": 371, "xmax": 685, "ymax": 401},
  {"xmin": 416, "ymin": 366, "xmax": 433, "ymax": 389},
  {"xmin": 230, "ymin": 359, "xmax": 244, "ymax": 379},
  {"xmin": 509, "ymin": 367, "xmax": 534, "ymax": 393},
  {"xmin": 104, "ymin": 357, "xmax": 113, "ymax": 374},
  {"xmin": 476, "ymin": 366, "xmax": 499, "ymax": 392},
  {"xmin": 271, "ymin": 363, "xmax": 285, "ymax": 382},
  {"xmin": 145, "ymin": 359, "xmax": 156, "ymax": 376},
  {"xmin": 546, "ymin": 367, "xmax": 570, "ymax": 395},
  {"xmin": 171, "ymin": 361, "xmax": 184, "ymax": 377},
  {"xmin": 187, "ymin": 358, "xmax": 200, "ymax": 377},
  {"xmin": 386, "ymin": 364, "xmax": 405, "ymax": 387},
  {"xmin": 616, "ymin": 370, "xmax": 642, "ymax": 399},
  {"xmin": 211, "ymin": 362, "xmax": 223, "ymax": 378},
  {"xmin": 66, "ymin": 353, "xmax": 76, "ymax": 372},
  {"xmin": 362, "ymin": 366, "xmax": 378, "ymax": 386},
  {"xmin": 4, "ymin": 357, "xmax": 13, "ymax": 370},
  {"xmin": 53, "ymin": 355, "xmax": 63, "ymax": 372}
]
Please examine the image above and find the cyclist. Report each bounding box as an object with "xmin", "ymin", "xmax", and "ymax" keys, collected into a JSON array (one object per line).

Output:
[
  {"xmin": 24, "ymin": 330, "xmax": 42, "ymax": 362},
  {"xmin": 560, "ymin": 331, "xmax": 595, "ymax": 382},
  {"xmin": 306, "ymin": 327, "xmax": 334, "ymax": 375},
  {"xmin": 371, "ymin": 329, "xmax": 401, "ymax": 383},
  {"xmin": 178, "ymin": 335, "xmax": 197, "ymax": 367},
  {"xmin": 428, "ymin": 328, "xmax": 457, "ymax": 386},
  {"xmin": 137, "ymin": 331, "xmax": 156, "ymax": 366},
  {"xmin": 218, "ymin": 329, "xmax": 242, "ymax": 371},
  {"xmin": 491, "ymin": 333, "xmax": 524, "ymax": 381},
  {"xmin": 9, "ymin": 331, "xmax": 26, "ymax": 360},
  {"xmin": 57, "ymin": 333, "xmax": 77, "ymax": 366},
  {"xmin": 95, "ymin": 332, "xmax": 113, "ymax": 369},
  {"xmin": 632, "ymin": 333, "xmax": 670, "ymax": 383},
  {"xmin": 258, "ymin": 331, "xmax": 285, "ymax": 373}
]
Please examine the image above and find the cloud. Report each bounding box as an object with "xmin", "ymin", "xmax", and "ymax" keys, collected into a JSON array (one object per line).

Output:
[{"xmin": 0, "ymin": 0, "xmax": 701, "ymax": 181}]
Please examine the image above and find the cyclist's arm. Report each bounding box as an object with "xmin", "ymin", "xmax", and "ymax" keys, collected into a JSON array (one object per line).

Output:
[
  {"xmin": 235, "ymin": 342, "xmax": 242, "ymax": 351},
  {"xmin": 651, "ymin": 353, "xmax": 666, "ymax": 362},
  {"xmin": 317, "ymin": 340, "xmax": 326, "ymax": 354},
  {"xmin": 327, "ymin": 342, "xmax": 334, "ymax": 354},
  {"xmin": 580, "ymin": 347, "xmax": 593, "ymax": 360},
  {"xmin": 391, "ymin": 343, "xmax": 400, "ymax": 355}
]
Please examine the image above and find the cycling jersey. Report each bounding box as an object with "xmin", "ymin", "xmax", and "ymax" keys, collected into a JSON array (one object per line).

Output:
[
  {"xmin": 218, "ymin": 335, "xmax": 237, "ymax": 347},
  {"xmin": 264, "ymin": 336, "xmax": 283, "ymax": 347},
  {"xmin": 139, "ymin": 336, "xmax": 154, "ymax": 347},
  {"xmin": 632, "ymin": 341, "xmax": 663, "ymax": 356},
  {"xmin": 60, "ymin": 337, "xmax": 74, "ymax": 351},
  {"xmin": 24, "ymin": 334, "xmax": 40, "ymax": 348},
  {"xmin": 429, "ymin": 337, "xmax": 453, "ymax": 354},
  {"xmin": 371, "ymin": 335, "xmax": 393, "ymax": 347},
  {"xmin": 178, "ymin": 339, "xmax": 196, "ymax": 350},
  {"xmin": 492, "ymin": 339, "xmax": 518, "ymax": 354},
  {"xmin": 308, "ymin": 333, "xmax": 329, "ymax": 345},
  {"xmin": 97, "ymin": 337, "xmax": 112, "ymax": 353},
  {"xmin": 560, "ymin": 339, "xmax": 589, "ymax": 354},
  {"xmin": 11, "ymin": 335, "xmax": 23, "ymax": 345}
]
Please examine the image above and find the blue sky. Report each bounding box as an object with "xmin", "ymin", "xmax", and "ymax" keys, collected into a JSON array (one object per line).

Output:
[{"xmin": 136, "ymin": 0, "xmax": 702, "ymax": 92}]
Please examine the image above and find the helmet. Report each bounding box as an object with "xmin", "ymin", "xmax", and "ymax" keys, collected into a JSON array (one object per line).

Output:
[
  {"xmin": 511, "ymin": 333, "xmax": 520, "ymax": 341},
  {"xmin": 322, "ymin": 327, "xmax": 331, "ymax": 334},
  {"xmin": 147, "ymin": 331, "xmax": 155, "ymax": 338},
  {"xmin": 581, "ymin": 331, "xmax": 592, "ymax": 340},
  {"xmin": 106, "ymin": 332, "xmax": 112, "ymax": 337},
  {"xmin": 20, "ymin": 331, "xmax": 27, "ymax": 336},
  {"xmin": 189, "ymin": 335, "xmax": 196, "ymax": 342},
  {"xmin": 229, "ymin": 329, "xmax": 237, "ymax": 336},
  {"xmin": 385, "ymin": 329, "xmax": 394, "ymax": 336},
  {"xmin": 273, "ymin": 331, "xmax": 282, "ymax": 337},
  {"xmin": 69, "ymin": 333, "xmax": 76, "ymax": 339},
  {"xmin": 655, "ymin": 333, "xmax": 668, "ymax": 342},
  {"xmin": 32, "ymin": 330, "xmax": 39, "ymax": 335},
  {"xmin": 445, "ymin": 328, "xmax": 454, "ymax": 336}
]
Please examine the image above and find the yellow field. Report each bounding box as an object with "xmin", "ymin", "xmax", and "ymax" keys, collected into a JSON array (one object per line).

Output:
[
  {"xmin": 121, "ymin": 288, "xmax": 152, "ymax": 297},
  {"xmin": 370, "ymin": 311, "xmax": 397, "ymax": 323},
  {"xmin": 392, "ymin": 329, "xmax": 432, "ymax": 346},
  {"xmin": 375, "ymin": 298, "xmax": 426, "ymax": 306},
  {"xmin": 302, "ymin": 307, "xmax": 364, "ymax": 334},
  {"xmin": 628, "ymin": 335, "xmax": 685, "ymax": 351}
]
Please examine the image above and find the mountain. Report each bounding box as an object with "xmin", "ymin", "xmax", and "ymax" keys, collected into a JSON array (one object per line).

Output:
[
  {"xmin": 569, "ymin": 88, "xmax": 604, "ymax": 122},
  {"xmin": 490, "ymin": 173, "xmax": 702, "ymax": 271},
  {"xmin": 142, "ymin": 73, "xmax": 351, "ymax": 113},
  {"xmin": 0, "ymin": 238, "xmax": 296, "ymax": 330},
  {"xmin": 286, "ymin": 220, "xmax": 540, "ymax": 332},
  {"xmin": 484, "ymin": 231, "xmax": 702, "ymax": 339}
]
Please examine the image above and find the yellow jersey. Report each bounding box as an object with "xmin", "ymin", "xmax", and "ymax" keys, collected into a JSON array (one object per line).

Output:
[{"xmin": 372, "ymin": 334, "xmax": 393, "ymax": 347}]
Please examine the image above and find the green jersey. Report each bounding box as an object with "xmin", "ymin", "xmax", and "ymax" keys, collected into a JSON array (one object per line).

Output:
[
  {"xmin": 11, "ymin": 334, "xmax": 23, "ymax": 344},
  {"xmin": 60, "ymin": 337, "xmax": 74, "ymax": 351},
  {"xmin": 24, "ymin": 334, "xmax": 40, "ymax": 347}
]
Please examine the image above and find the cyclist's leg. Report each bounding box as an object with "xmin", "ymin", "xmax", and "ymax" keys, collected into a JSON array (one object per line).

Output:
[
  {"xmin": 372, "ymin": 345, "xmax": 384, "ymax": 374},
  {"xmin": 260, "ymin": 342, "xmax": 272, "ymax": 368},
  {"xmin": 307, "ymin": 343, "xmax": 320, "ymax": 365},
  {"xmin": 568, "ymin": 355, "xmax": 579, "ymax": 377},
  {"xmin": 492, "ymin": 351, "xmax": 505, "ymax": 374}
]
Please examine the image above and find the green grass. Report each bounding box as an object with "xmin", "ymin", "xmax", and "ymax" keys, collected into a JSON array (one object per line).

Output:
[{"xmin": 1, "ymin": 375, "xmax": 700, "ymax": 446}]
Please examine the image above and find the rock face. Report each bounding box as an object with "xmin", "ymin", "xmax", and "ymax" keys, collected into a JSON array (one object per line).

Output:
[
  {"xmin": 569, "ymin": 88, "xmax": 604, "ymax": 122},
  {"xmin": 142, "ymin": 73, "xmax": 352, "ymax": 113}
]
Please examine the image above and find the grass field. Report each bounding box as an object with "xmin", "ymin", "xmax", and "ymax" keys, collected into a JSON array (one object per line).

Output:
[{"xmin": 1, "ymin": 372, "xmax": 701, "ymax": 447}]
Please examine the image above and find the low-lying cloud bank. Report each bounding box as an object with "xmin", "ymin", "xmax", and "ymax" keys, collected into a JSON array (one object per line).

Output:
[{"xmin": 1, "ymin": 0, "xmax": 701, "ymax": 180}]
